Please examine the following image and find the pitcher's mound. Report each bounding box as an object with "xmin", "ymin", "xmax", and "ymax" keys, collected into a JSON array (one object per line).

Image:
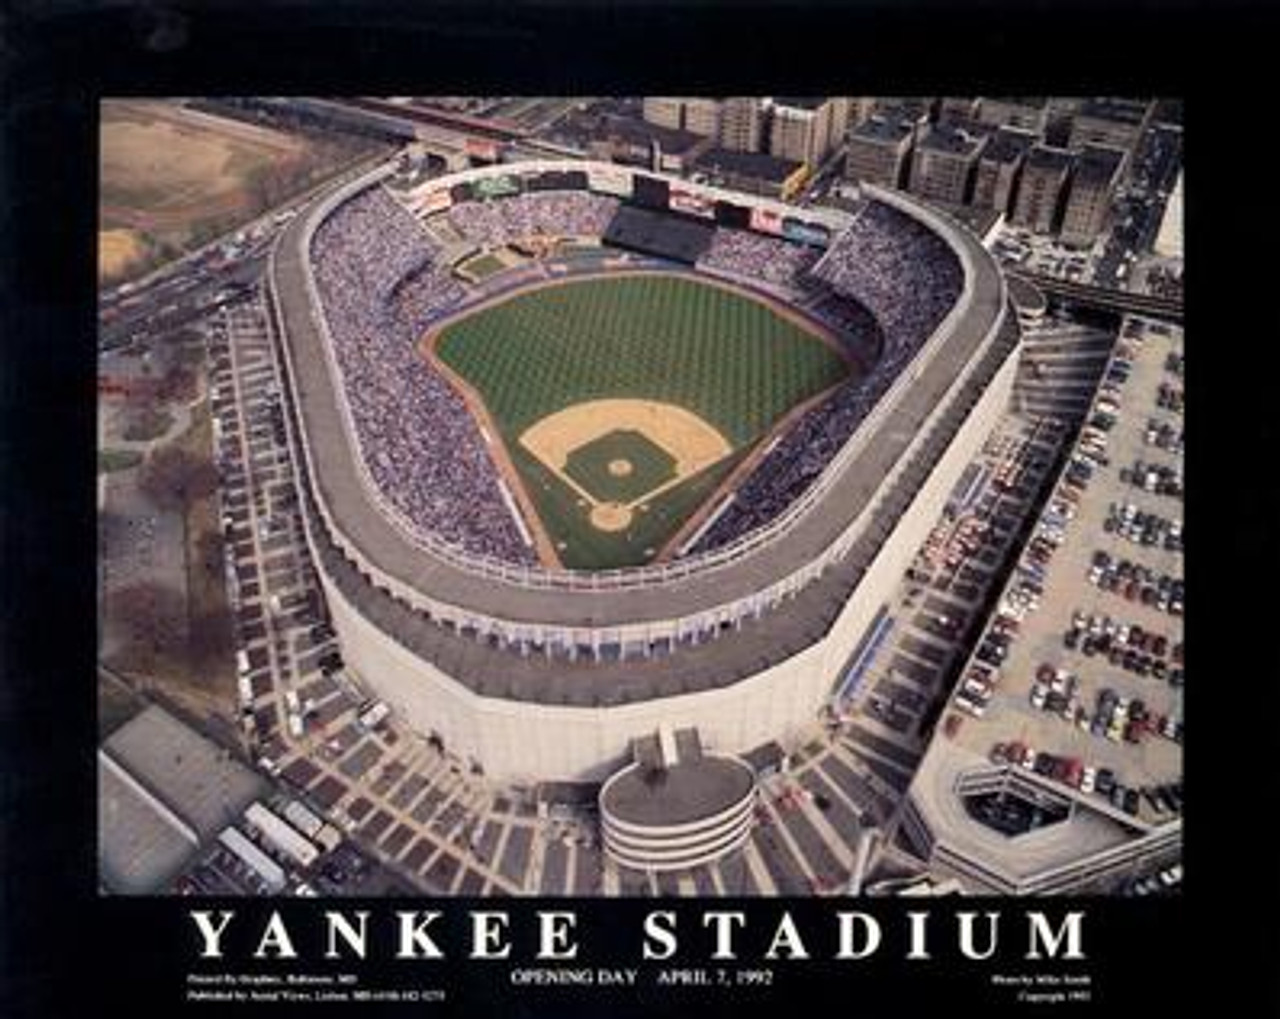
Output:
[
  {"xmin": 590, "ymin": 502, "xmax": 633, "ymax": 532},
  {"xmin": 607, "ymin": 458, "xmax": 634, "ymax": 478}
]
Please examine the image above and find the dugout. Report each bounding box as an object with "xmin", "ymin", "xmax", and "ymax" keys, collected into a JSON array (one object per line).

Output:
[{"xmin": 602, "ymin": 205, "xmax": 715, "ymax": 264}]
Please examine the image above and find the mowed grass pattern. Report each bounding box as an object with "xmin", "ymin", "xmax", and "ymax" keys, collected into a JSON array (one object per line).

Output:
[
  {"xmin": 436, "ymin": 275, "xmax": 848, "ymax": 445},
  {"xmin": 435, "ymin": 274, "xmax": 850, "ymax": 569}
]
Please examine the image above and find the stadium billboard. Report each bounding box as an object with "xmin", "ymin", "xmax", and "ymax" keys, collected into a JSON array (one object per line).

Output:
[
  {"xmin": 587, "ymin": 164, "xmax": 634, "ymax": 198},
  {"xmin": 669, "ymin": 187, "xmax": 715, "ymax": 220},
  {"xmin": 782, "ymin": 217, "xmax": 831, "ymax": 247},
  {"xmin": 750, "ymin": 206, "xmax": 785, "ymax": 236},
  {"xmin": 474, "ymin": 174, "xmax": 521, "ymax": 199}
]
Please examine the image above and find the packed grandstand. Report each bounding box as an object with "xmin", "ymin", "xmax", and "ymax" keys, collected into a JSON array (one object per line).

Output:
[{"xmin": 304, "ymin": 166, "xmax": 965, "ymax": 569}]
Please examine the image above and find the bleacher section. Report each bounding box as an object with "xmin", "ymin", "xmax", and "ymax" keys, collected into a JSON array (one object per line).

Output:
[{"xmin": 603, "ymin": 206, "xmax": 716, "ymax": 264}]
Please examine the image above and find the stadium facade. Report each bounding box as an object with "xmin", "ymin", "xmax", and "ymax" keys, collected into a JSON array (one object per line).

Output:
[{"xmin": 267, "ymin": 157, "xmax": 1018, "ymax": 785}]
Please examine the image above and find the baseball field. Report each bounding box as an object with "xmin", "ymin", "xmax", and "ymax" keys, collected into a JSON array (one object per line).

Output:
[{"xmin": 431, "ymin": 273, "xmax": 856, "ymax": 569}]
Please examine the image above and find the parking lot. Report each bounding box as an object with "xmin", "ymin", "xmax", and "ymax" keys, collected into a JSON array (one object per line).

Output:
[{"xmin": 941, "ymin": 316, "xmax": 1183, "ymax": 825}]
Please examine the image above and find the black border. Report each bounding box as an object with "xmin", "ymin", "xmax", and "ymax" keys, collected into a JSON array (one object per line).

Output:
[{"xmin": 3, "ymin": 2, "xmax": 1278, "ymax": 1016}]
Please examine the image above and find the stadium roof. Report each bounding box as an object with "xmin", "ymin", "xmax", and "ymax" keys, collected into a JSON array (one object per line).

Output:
[{"xmin": 692, "ymin": 145, "xmax": 804, "ymax": 183}]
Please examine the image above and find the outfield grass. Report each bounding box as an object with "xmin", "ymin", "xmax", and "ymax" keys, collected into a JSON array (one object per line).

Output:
[
  {"xmin": 436, "ymin": 274, "xmax": 848, "ymax": 445},
  {"xmin": 436, "ymin": 274, "xmax": 849, "ymax": 569}
]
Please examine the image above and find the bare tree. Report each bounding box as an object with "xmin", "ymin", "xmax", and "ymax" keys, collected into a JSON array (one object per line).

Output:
[{"xmin": 138, "ymin": 446, "xmax": 218, "ymax": 512}]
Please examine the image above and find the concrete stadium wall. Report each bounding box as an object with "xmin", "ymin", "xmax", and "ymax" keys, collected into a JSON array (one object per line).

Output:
[{"xmin": 318, "ymin": 332, "xmax": 1020, "ymax": 783}]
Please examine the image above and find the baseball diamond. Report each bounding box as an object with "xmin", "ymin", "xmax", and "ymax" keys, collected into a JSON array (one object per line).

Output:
[{"xmin": 429, "ymin": 274, "xmax": 851, "ymax": 568}]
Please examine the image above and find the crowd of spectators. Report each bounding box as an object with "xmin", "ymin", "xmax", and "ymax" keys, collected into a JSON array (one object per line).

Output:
[
  {"xmin": 311, "ymin": 186, "xmax": 535, "ymax": 565},
  {"xmin": 691, "ymin": 202, "xmax": 962, "ymax": 555},
  {"xmin": 811, "ymin": 201, "xmax": 963, "ymax": 355},
  {"xmin": 696, "ymin": 228, "xmax": 822, "ymax": 292},
  {"xmin": 444, "ymin": 191, "xmax": 620, "ymax": 248}
]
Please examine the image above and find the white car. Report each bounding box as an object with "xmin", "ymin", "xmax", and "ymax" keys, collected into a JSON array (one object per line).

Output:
[{"xmin": 1080, "ymin": 766, "xmax": 1097, "ymax": 794}]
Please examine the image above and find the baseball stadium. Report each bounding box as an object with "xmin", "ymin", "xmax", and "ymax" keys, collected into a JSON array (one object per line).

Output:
[{"xmin": 266, "ymin": 157, "xmax": 1019, "ymax": 861}]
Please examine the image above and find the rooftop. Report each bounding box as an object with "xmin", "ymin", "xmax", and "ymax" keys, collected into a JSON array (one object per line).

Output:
[
  {"xmin": 1075, "ymin": 144, "xmax": 1126, "ymax": 183},
  {"xmin": 601, "ymin": 755, "xmax": 755, "ymax": 827},
  {"xmin": 102, "ymin": 705, "xmax": 267, "ymax": 839},
  {"xmin": 982, "ymin": 128, "xmax": 1037, "ymax": 164},
  {"xmin": 99, "ymin": 752, "xmax": 199, "ymax": 894},
  {"xmin": 692, "ymin": 145, "xmax": 805, "ymax": 184},
  {"xmin": 1026, "ymin": 145, "xmax": 1075, "ymax": 174},
  {"xmin": 850, "ymin": 117, "xmax": 914, "ymax": 144},
  {"xmin": 600, "ymin": 114, "xmax": 707, "ymax": 154},
  {"xmin": 918, "ymin": 123, "xmax": 989, "ymax": 158},
  {"xmin": 772, "ymin": 97, "xmax": 827, "ymax": 112},
  {"xmin": 1078, "ymin": 98, "xmax": 1150, "ymax": 126}
]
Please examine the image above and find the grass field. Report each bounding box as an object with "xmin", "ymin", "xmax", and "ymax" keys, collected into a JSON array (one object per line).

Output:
[
  {"xmin": 435, "ymin": 274, "xmax": 851, "ymax": 568},
  {"xmin": 459, "ymin": 252, "xmax": 509, "ymax": 280}
]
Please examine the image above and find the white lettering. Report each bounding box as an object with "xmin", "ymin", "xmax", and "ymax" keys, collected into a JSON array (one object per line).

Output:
[
  {"xmin": 324, "ymin": 911, "xmax": 368, "ymax": 959},
  {"xmin": 702, "ymin": 912, "xmax": 745, "ymax": 961},
  {"xmin": 536, "ymin": 912, "xmax": 578, "ymax": 960},
  {"xmin": 642, "ymin": 911, "xmax": 678, "ymax": 960},
  {"xmin": 253, "ymin": 911, "xmax": 297, "ymax": 959},
  {"xmin": 395, "ymin": 911, "xmax": 444, "ymax": 959},
  {"xmin": 470, "ymin": 912, "xmax": 511, "ymax": 959},
  {"xmin": 764, "ymin": 912, "xmax": 809, "ymax": 960},
  {"xmin": 958, "ymin": 912, "xmax": 1000, "ymax": 961},
  {"xmin": 190, "ymin": 911, "xmax": 234, "ymax": 959},
  {"xmin": 835, "ymin": 912, "xmax": 881, "ymax": 959},
  {"xmin": 1026, "ymin": 912, "xmax": 1085, "ymax": 960}
]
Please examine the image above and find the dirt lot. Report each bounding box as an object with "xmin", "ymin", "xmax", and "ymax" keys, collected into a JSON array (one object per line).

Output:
[{"xmin": 98, "ymin": 99, "xmax": 357, "ymax": 283}]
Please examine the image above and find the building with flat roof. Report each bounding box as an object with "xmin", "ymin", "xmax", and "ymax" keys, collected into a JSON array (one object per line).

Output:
[
  {"xmin": 976, "ymin": 97, "xmax": 1049, "ymax": 136},
  {"xmin": 690, "ymin": 146, "xmax": 808, "ymax": 201},
  {"xmin": 641, "ymin": 97, "xmax": 684, "ymax": 132},
  {"xmin": 641, "ymin": 97, "xmax": 764, "ymax": 154},
  {"xmin": 586, "ymin": 115, "xmax": 712, "ymax": 173},
  {"xmin": 845, "ymin": 116, "xmax": 915, "ymax": 189},
  {"xmin": 769, "ymin": 97, "xmax": 850, "ymax": 169},
  {"xmin": 718, "ymin": 96, "xmax": 764, "ymax": 152},
  {"xmin": 599, "ymin": 727, "xmax": 757, "ymax": 871},
  {"xmin": 1068, "ymin": 98, "xmax": 1152, "ymax": 155},
  {"xmin": 99, "ymin": 705, "xmax": 268, "ymax": 893},
  {"xmin": 1059, "ymin": 144, "xmax": 1126, "ymax": 247},
  {"xmin": 908, "ymin": 122, "xmax": 991, "ymax": 206},
  {"xmin": 972, "ymin": 128, "xmax": 1037, "ymax": 216},
  {"xmin": 1011, "ymin": 144, "xmax": 1075, "ymax": 234}
]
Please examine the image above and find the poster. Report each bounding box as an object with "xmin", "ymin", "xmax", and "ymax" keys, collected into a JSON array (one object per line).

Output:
[{"xmin": 0, "ymin": 3, "xmax": 1272, "ymax": 1018}]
